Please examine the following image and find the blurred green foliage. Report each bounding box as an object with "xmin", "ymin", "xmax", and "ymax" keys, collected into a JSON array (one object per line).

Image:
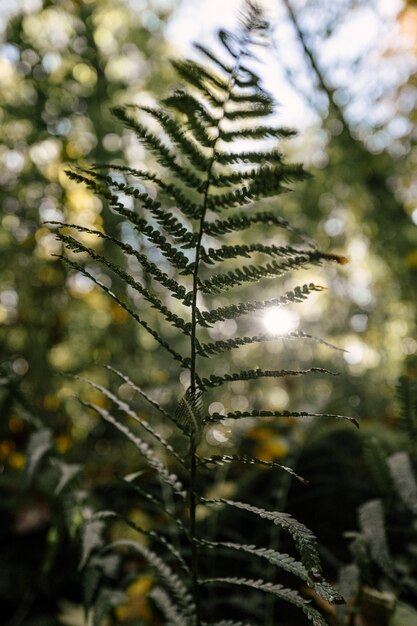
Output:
[{"xmin": 1, "ymin": 0, "xmax": 417, "ymax": 625}]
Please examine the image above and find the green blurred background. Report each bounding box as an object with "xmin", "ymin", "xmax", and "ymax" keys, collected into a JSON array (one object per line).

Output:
[{"xmin": 1, "ymin": 1, "xmax": 417, "ymax": 624}]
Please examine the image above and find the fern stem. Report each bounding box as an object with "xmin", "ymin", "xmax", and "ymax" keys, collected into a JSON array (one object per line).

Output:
[{"xmin": 188, "ymin": 23, "xmax": 251, "ymax": 625}]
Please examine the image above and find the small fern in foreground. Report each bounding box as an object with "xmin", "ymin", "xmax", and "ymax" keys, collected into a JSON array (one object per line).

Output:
[
  {"xmin": 337, "ymin": 376, "xmax": 417, "ymax": 625},
  {"xmin": 53, "ymin": 2, "xmax": 354, "ymax": 624}
]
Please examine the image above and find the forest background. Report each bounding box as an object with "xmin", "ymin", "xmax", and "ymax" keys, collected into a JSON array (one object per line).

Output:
[{"xmin": 1, "ymin": 0, "xmax": 417, "ymax": 625}]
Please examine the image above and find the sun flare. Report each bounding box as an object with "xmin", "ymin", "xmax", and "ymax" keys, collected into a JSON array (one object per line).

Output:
[{"xmin": 263, "ymin": 308, "xmax": 299, "ymax": 335}]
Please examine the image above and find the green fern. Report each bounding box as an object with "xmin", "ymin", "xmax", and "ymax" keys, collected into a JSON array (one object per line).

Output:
[{"xmin": 53, "ymin": 2, "xmax": 354, "ymax": 624}]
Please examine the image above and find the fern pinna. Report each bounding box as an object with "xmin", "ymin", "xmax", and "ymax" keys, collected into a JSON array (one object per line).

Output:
[{"xmin": 52, "ymin": 2, "xmax": 354, "ymax": 625}]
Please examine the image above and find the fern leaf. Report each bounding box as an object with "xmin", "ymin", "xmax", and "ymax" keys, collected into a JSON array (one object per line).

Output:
[
  {"xmin": 202, "ymin": 498, "xmax": 321, "ymax": 572},
  {"xmin": 171, "ymin": 59, "xmax": 224, "ymax": 108},
  {"xmin": 163, "ymin": 90, "xmax": 216, "ymax": 147},
  {"xmin": 80, "ymin": 520, "xmax": 105, "ymax": 570},
  {"xmin": 55, "ymin": 256, "xmax": 187, "ymax": 365},
  {"xmin": 204, "ymin": 409, "xmax": 358, "ymax": 428},
  {"xmin": 223, "ymin": 101, "xmax": 275, "ymax": 120},
  {"xmin": 200, "ymin": 284, "xmax": 325, "ymax": 324},
  {"xmin": 92, "ymin": 510, "xmax": 189, "ymax": 573},
  {"xmin": 205, "ymin": 168, "xmax": 307, "ymax": 211},
  {"xmin": 53, "ymin": 222, "xmax": 190, "ymax": 305},
  {"xmin": 75, "ymin": 376, "xmax": 186, "ymax": 468},
  {"xmin": 104, "ymin": 540, "xmax": 194, "ymax": 614},
  {"xmin": 203, "ymin": 211, "xmax": 315, "ymax": 247},
  {"xmin": 388, "ymin": 452, "xmax": 417, "ymax": 514},
  {"xmin": 93, "ymin": 588, "xmax": 126, "ymax": 626},
  {"xmin": 80, "ymin": 400, "xmax": 185, "ymax": 497},
  {"xmin": 119, "ymin": 476, "xmax": 188, "ymax": 536},
  {"xmin": 25, "ymin": 428, "xmax": 52, "ymax": 479},
  {"xmin": 358, "ymin": 499, "xmax": 392, "ymax": 576},
  {"xmin": 51, "ymin": 459, "xmax": 81, "ymax": 494},
  {"xmin": 87, "ymin": 166, "xmax": 202, "ymax": 224},
  {"xmin": 200, "ymin": 540, "xmax": 343, "ymax": 604},
  {"xmin": 198, "ymin": 454, "xmax": 307, "ymax": 483},
  {"xmin": 112, "ymin": 106, "xmax": 204, "ymax": 189},
  {"xmin": 150, "ymin": 586, "xmax": 190, "ymax": 626},
  {"xmin": 83, "ymin": 564, "xmax": 101, "ymax": 613},
  {"xmin": 104, "ymin": 365, "xmax": 187, "ymax": 434},
  {"xmin": 200, "ymin": 578, "xmax": 327, "ymax": 626},
  {"xmin": 199, "ymin": 252, "xmax": 338, "ymax": 295},
  {"xmin": 219, "ymin": 125, "xmax": 296, "ymax": 142},
  {"xmin": 201, "ymin": 243, "xmax": 343, "ymax": 265},
  {"xmin": 200, "ymin": 367, "xmax": 338, "ymax": 390},
  {"xmin": 337, "ymin": 563, "xmax": 359, "ymax": 603},
  {"xmin": 201, "ymin": 540, "xmax": 309, "ymax": 580},
  {"xmin": 174, "ymin": 387, "xmax": 203, "ymax": 440},
  {"xmin": 136, "ymin": 105, "xmax": 210, "ymax": 170},
  {"xmin": 193, "ymin": 41, "xmax": 232, "ymax": 75},
  {"xmin": 198, "ymin": 331, "xmax": 344, "ymax": 358},
  {"xmin": 56, "ymin": 233, "xmax": 190, "ymax": 332},
  {"xmin": 214, "ymin": 149, "xmax": 286, "ymax": 167},
  {"xmin": 56, "ymin": 181, "xmax": 192, "ymax": 270}
]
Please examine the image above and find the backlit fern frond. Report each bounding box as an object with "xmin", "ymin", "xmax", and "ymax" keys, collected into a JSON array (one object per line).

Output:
[{"xmin": 54, "ymin": 2, "xmax": 355, "ymax": 624}]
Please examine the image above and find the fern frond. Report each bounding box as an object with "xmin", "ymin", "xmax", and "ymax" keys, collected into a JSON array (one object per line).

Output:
[
  {"xmin": 193, "ymin": 42, "xmax": 233, "ymax": 76},
  {"xmin": 163, "ymin": 90, "xmax": 216, "ymax": 146},
  {"xmin": 201, "ymin": 243, "xmax": 343, "ymax": 265},
  {"xmin": 52, "ymin": 222, "xmax": 190, "ymax": 304},
  {"xmin": 175, "ymin": 387, "xmax": 204, "ymax": 440},
  {"xmin": 104, "ymin": 540, "xmax": 194, "ymax": 614},
  {"xmin": 75, "ymin": 376, "xmax": 186, "ymax": 468},
  {"xmin": 171, "ymin": 59, "xmax": 224, "ymax": 108},
  {"xmin": 200, "ymin": 541, "xmax": 343, "ymax": 604},
  {"xmin": 80, "ymin": 400, "xmax": 186, "ymax": 497},
  {"xmin": 138, "ymin": 105, "xmax": 211, "ymax": 170},
  {"xmin": 199, "ymin": 252, "xmax": 340, "ymax": 295},
  {"xmin": 56, "ymin": 234, "xmax": 190, "ymax": 332},
  {"xmin": 204, "ymin": 409, "xmax": 358, "ymax": 427},
  {"xmin": 119, "ymin": 477, "xmax": 188, "ymax": 536},
  {"xmin": 358, "ymin": 499, "xmax": 392, "ymax": 576},
  {"xmin": 55, "ymin": 256, "xmax": 186, "ymax": 365},
  {"xmin": 93, "ymin": 588, "xmax": 126, "ymax": 626},
  {"xmin": 61, "ymin": 3, "xmax": 352, "ymax": 622},
  {"xmin": 80, "ymin": 520, "xmax": 105, "ymax": 570},
  {"xmin": 387, "ymin": 451, "xmax": 417, "ymax": 514},
  {"xmin": 92, "ymin": 510, "xmax": 189, "ymax": 573},
  {"xmin": 200, "ymin": 367, "xmax": 337, "ymax": 390},
  {"xmin": 199, "ymin": 578, "xmax": 327, "ymax": 626},
  {"xmin": 210, "ymin": 166, "xmax": 292, "ymax": 188},
  {"xmin": 112, "ymin": 106, "xmax": 204, "ymax": 189},
  {"xmin": 198, "ymin": 331, "xmax": 344, "ymax": 358},
  {"xmin": 200, "ymin": 284, "xmax": 325, "ymax": 324},
  {"xmin": 87, "ymin": 165, "xmax": 202, "ymax": 223},
  {"xmin": 64, "ymin": 170, "xmax": 194, "ymax": 265},
  {"xmin": 219, "ymin": 125, "xmax": 296, "ymax": 142},
  {"xmin": 202, "ymin": 211, "xmax": 315, "ymax": 247},
  {"xmin": 198, "ymin": 454, "xmax": 306, "ymax": 483},
  {"xmin": 150, "ymin": 586, "xmax": 190, "ymax": 626},
  {"xmin": 51, "ymin": 459, "xmax": 81, "ymax": 494},
  {"xmin": 223, "ymin": 101, "xmax": 274, "ymax": 120},
  {"xmin": 202, "ymin": 498, "xmax": 321, "ymax": 572},
  {"xmin": 104, "ymin": 365, "xmax": 187, "ymax": 434},
  {"xmin": 205, "ymin": 169, "xmax": 307, "ymax": 211},
  {"xmin": 214, "ymin": 149, "xmax": 285, "ymax": 167},
  {"xmin": 25, "ymin": 428, "xmax": 52, "ymax": 479}
]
